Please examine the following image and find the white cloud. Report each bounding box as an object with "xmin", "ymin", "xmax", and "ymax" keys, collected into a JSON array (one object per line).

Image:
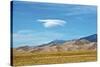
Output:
[
  {"xmin": 17, "ymin": 30, "xmax": 34, "ymax": 34},
  {"xmin": 37, "ymin": 19, "xmax": 66, "ymax": 28}
]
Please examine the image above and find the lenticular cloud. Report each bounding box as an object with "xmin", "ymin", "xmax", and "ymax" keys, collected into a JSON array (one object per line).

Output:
[{"xmin": 37, "ymin": 19, "xmax": 66, "ymax": 28}]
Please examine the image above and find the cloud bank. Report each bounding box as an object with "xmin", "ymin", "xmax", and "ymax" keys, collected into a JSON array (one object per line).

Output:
[
  {"xmin": 13, "ymin": 30, "xmax": 65, "ymax": 47},
  {"xmin": 37, "ymin": 19, "xmax": 66, "ymax": 28}
]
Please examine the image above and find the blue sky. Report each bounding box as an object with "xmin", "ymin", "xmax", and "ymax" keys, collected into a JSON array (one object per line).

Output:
[{"xmin": 12, "ymin": 1, "xmax": 97, "ymax": 47}]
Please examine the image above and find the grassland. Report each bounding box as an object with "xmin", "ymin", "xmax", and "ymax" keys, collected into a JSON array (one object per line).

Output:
[{"xmin": 12, "ymin": 50, "xmax": 97, "ymax": 66}]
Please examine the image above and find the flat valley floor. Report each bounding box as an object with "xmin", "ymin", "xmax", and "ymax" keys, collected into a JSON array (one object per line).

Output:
[{"xmin": 12, "ymin": 50, "xmax": 97, "ymax": 66}]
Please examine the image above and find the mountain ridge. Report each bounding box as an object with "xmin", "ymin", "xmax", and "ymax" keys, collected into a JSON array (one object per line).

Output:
[{"xmin": 14, "ymin": 34, "xmax": 97, "ymax": 53}]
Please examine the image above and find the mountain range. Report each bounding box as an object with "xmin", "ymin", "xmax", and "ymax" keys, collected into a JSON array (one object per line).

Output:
[{"xmin": 14, "ymin": 34, "xmax": 97, "ymax": 53}]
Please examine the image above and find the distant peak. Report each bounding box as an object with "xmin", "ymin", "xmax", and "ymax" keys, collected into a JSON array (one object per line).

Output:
[
  {"xmin": 48, "ymin": 39, "xmax": 66, "ymax": 44},
  {"xmin": 79, "ymin": 34, "xmax": 97, "ymax": 42}
]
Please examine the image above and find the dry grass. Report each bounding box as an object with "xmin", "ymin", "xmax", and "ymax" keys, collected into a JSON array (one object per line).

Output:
[{"xmin": 12, "ymin": 50, "xmax": 97, "ymax": 66}]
